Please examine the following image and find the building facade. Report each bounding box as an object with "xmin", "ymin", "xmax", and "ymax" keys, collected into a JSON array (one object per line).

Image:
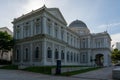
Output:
[
  {"xmin": 0, "ymin": 27, "xmax": 13, "ymax": 61},
  {"xmin": 12, "ymin": 6, "xmax": 111, "ymax": 66}
]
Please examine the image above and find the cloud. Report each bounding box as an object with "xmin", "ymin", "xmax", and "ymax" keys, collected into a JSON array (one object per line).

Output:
[
  {"xmin": 98, "ymin": 22, "xmax": 120, "ymax": 28},
  {"xmin": 93, "ymin": 22, "xmax": 120, "ymax": 34},
  {"xmin": 22, "ymin": 0, "xmax": 45, "ymax": 13},
  {"xmin": 111, "ymin": 33, "xmax": 120, "ymax": 45}
]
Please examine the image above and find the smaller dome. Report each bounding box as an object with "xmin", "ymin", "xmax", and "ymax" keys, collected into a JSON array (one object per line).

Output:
[{"xmin": 69, "ymin": 20, "xmax": 87, "ymax": 28}]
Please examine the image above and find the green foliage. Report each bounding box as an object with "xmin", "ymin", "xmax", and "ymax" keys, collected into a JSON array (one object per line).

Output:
[
  {"xmin": 22, "ymin": 66, "xmax": 86, "ymax": 75},
  {"xmin": 111, "ymin": 48, "xmax": 120, "ymax": 63},
  {"xmin": 0, "ymin": 31, "xmax": 13, "ymax": 57},
  {"xmin": 23, "ymin": 66, "xmax": 52, "ymax": 74},
  {"xmin": 23, "ymin": 66, "xmax": 100, "ymax": 76},
  {"xmin": 0, "ymin": 65, "xmax": 18, "ymax": 70}
]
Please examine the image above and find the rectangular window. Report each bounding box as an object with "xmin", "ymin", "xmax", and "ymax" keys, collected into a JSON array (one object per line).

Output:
[
  {"xmin": 67, "ymin": 33, "xmax": 69, "ymax": 43},
  {"xmin": 61, "ymin": 27, "xmax": 64, "ymax": 40},
  {"xmin": 16, "ymin": 26, "xmax": 21, "ymax": 39},
  {"xmin": 61, "ymin": 50, "xmax": 64, "ymax": 60},
  {"xmin": 71, "ymin": 35, "xmax": 73, "ymax": 45},
  {"xmin": 35, "ymin": 23, "xmax": 40, "ymax": 34},
  {"xmin": 47, "ymin": 25, "xmax": 51, "ymax": 35},
  {"xmin": 80, "ymin": 52, "xmax": 88, "ymax": 63},
  {"xmin": 54, "ymin": 23, "xmax": 58, "ymax": 38},
  {"xmin": 61, "ymin": 30, "xmax": 64, "ymax": 40}
]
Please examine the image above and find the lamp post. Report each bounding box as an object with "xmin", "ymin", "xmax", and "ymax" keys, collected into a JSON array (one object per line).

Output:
[{"xmin": 56, "ymin": 59, "xmax": 61, "ymax": 75}]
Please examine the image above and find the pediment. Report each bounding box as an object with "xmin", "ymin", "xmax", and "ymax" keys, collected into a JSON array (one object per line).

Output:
[{"xmin": 47, "ymin": 8, "xmax": 67, "ymax": 25}]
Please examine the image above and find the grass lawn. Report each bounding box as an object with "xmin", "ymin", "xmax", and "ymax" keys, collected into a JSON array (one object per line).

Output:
[
  {"xmin": 22, "ymin": 66, "xmax": 89, "ymax": 75},
  {"xmin": 0, "ymin": 65, "xmax": 101, "ymax": 76},
  {"xmin": 23, "ymin": 66, "xmax": 53, "ymax": 74},
  {"xmin": 60, "ymin": 67, "xmax": 101, "ymax": 76}
]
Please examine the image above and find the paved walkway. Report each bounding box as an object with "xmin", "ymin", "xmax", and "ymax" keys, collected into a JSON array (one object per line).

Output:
[
  {"xmin": 72, "ymin": 66, "xmax": 115, "ymax": 80},
  {"xmin": 0, "ymin": 66, "xmax": 117, "ymax": 80},
  {"xmin": 0, "ymin": 69, "xmax": 92, "ymax": 80}
]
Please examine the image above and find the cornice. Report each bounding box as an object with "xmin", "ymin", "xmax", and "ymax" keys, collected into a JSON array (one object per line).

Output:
[
  {"xmin": 15, "ymin": 34, "xmax": 45, "ymax": 43},
  {"xmin": 15, "ymin": 34, "xmax": 79, "ymax": 50}
]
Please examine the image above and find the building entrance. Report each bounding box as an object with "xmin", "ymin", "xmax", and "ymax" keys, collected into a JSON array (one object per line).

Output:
[{"xmin": 95, "ymin": 54, "xmax": 104, "ymax": 66}]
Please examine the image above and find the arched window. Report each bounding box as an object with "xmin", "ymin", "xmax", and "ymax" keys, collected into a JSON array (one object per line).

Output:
[
  {"xmin": 16, "ymin": 26, "xmax": 20, "ymax": 39},
  {"xmin": 55, "ymin": 49, "xmax": 59, "ymax": 59},
  {"xmin": 83, "ymin": 55, "xmax": 85, "ymax": 63},
  {"xmin": 71, "ymin": 52, "xmax": 73, "ymax": 62},
  {"xmin": 47, "ymin": 47, "xmax": 52, "ymax": 58},
  {"xmin": 67, "ymin": 33, "xmax": 69, "ymax": 43},
  {"xmin": 83, "ymin": 38, "xmax": 85, "ymax": 48},
  {"xmin": 35, "ymin": 23, "xmax": 40, "ymax": 34},
  {"xmin": 67, "ymin": 51, "xmax": 69, "ymax": 62},
  {"xmin": 74, "ymin": 53, "xmax": 76, "ymax": 62},
  {"xmin": 24, "ymin": 48, "xmax": 28, "ymax": 61},
  {"xmin": 35, "ymin": 47, "xmax": 39, "ymax": 59},
  {"xmin": 61, "ymin": 50, "xmax": 64, "ymax": 60},
  {"xmin": 16, "ymin": 49, "xmax": 19, "ymax": 61},
  {"xmin": 77, "ymin": 54, "xmax": 79, "ymax": 62}
]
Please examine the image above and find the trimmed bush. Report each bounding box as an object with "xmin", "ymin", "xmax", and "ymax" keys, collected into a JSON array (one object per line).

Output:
[
  {"xmin": 23, "ymin": 66, "xmax": 53, "ymax": 74},
  {"xmin": 0, "ymin": 65, "xmax": 18, "ymax": 70},
  {"xmin": 0, "ymin": 59, "xmax": 12, "ymax": 65}
]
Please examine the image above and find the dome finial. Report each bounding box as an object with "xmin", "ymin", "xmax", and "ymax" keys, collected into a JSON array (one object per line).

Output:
[
  {"xmin": 43, "ymin": 0, "xmax": 46, "ymax": 8},
  {"xmin": 43, "ymin": 4, "xmax": 46, "ymax": 8}
]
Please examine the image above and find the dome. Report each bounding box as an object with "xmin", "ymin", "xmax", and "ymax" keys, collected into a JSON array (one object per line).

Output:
[{"xmin": 69, "ymin": 20, "xmax": 87, "ymax": 28}]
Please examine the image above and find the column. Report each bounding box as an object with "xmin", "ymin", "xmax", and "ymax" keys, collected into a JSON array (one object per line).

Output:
[
  {"xmin": 20, "ymin": 24, "xmax": 23, "ymax": 39},
  {"xmin": 14, "ymin": 26, "xmax": 16, "ymax": 39},
  {"xmin": 30, "ymin": 43, "xmax": 33, "ymax": 65},
  {"xmin": 88, "ymin": 37, "xmax": 90, "ymax": 48},
  {"xmin": 73, "ymin": 52, "xmax": 74, "ymax": 64},
  {"xmin": 64, "ymin": 47, "xmax": 67, "ymax": 65},
  {"xmin": 93, "ymin": 53, "xmax": 96, "ymax": 66},
  {"xmin": 20, "ymin": 45, "xmax": 23, "ymax": 64},
  {"xmin": 42, "ymin": 40, "xmax": 47, "ymax": 65},
  {"xmin": 75, "ymin": 38, "xmax": 77, "ymax": 48},
  {"xmin": 77, "ymin": 38, "xmax": 79, "ymax": 48},
  {"xmin": 30, "ymin": 20, "xmax": 34, "ymax": 36},
  {"xmin": 64, "ymin": 29, "xmax": 67, "ymax": 42},
  {"xmin": 78, "ymin": 39, "xmax": 80, "ymax": 48},
  {"xmin": 103, "ymin": 38, "xmax": 105, "ymax": 48},
  {"xmin": 52, "ymin": 22, "xmax": 54, "ymax": 37},
  {"xmin": 78, "ymin": 53, "xmax": 80, "ymax": 64},
  {"xmin": 104, "ymin": 53, "xmax": 108, "ymax": 66},
  {"xmin": 42, "ymin": 15, "xmax": 47, "ymax": 34},
  {"xmin": 93, "ymin": 39, "xmax": 95, "ymax": 48},
  {"xmin": 52, "ymin": 43, "xmax": 54, "ymax": 65},
  {"xmin": 59, "ymin": 46, "xmax": 61, "ymax": 60},
  {"xmin": 58, "ymin": 26, "xmax": 61, "ymax": 40},
  {"xmin": 87, "ymin": 50, "xmax": 91, "ymax": 66}
]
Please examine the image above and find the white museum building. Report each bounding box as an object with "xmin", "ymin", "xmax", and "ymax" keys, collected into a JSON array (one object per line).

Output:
[{"xmin": 12, "ymin": 6, "xmax": 112, "ymax": 67}]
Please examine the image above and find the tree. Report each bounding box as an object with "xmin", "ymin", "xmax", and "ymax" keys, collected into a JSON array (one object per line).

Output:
[
  {"xmin": 111, "ymin": 48, "xmax": 120, "ymax": 63},
  {"xmin": 0, "ymin": 31, "xmax": 13, "ymax": 59}
]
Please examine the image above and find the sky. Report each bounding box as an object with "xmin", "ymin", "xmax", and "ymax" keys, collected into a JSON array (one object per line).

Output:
[{"xmin": 0, "ymin": 0, "xmax": 120, "ymax": 45}]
